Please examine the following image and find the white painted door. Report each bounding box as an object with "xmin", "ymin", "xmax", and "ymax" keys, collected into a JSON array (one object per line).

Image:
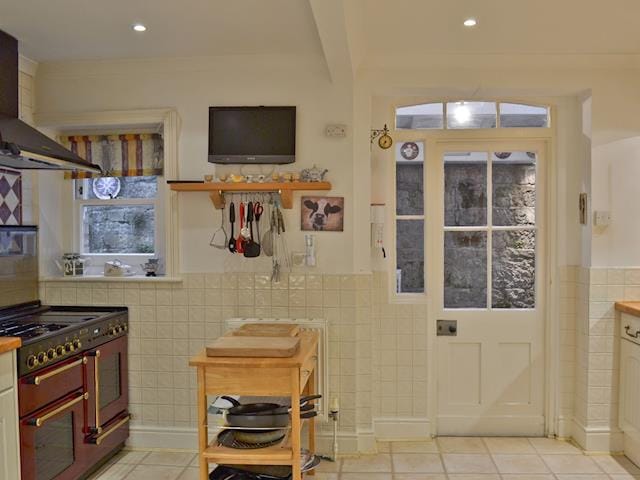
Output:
[{"xmin": 432, "ymin": 141, "xmax": 546, "ymax": 436}]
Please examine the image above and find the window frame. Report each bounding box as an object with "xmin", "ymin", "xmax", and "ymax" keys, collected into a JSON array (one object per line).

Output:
[
  {"xmin": 73, "ymin": 176, "xmax": 163, "ymax": 273},
  {"xmin": 387, "ymin": 98, "xmax": 554, "ymax": 304},
  {"xmin": 38, "ymin": 108, "xmax": 180, "ymax": 278}
]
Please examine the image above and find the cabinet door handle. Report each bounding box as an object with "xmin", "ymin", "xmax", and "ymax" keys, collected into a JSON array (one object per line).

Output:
[
  {"xmin": 27, "ymin": 357, "xmax": 87, "ymax": 386},
  {"xmin": 88, "ymin": 349, "xmax": 102, "ymax": 433},
  {"xmin": 89, "ymin": 414, "xmax": 131, "ymax": 445},
  {"xmin": 26, "ymin": 392, "xmax": 88, "ymax": 427}
]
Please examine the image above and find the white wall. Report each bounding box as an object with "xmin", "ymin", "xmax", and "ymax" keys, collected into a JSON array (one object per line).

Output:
[{"xmin": 35, "ymin": 54, "xmax": 355, "ymax": 274}]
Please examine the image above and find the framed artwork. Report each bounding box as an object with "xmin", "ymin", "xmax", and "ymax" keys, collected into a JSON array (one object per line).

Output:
[{"xmin": 301, "ymin": 196, "xmax": 344, "ymax": 231}]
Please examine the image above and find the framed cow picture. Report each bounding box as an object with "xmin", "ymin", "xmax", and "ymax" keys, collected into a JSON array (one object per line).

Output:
[{"xmin": 301, "ymin": 196, "xmax": 344, "ymax": 232}]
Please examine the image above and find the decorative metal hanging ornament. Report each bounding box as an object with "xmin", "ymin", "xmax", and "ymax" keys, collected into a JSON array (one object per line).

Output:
[{"xmin": 370, "ymin": 124, "xmax": 393, "ymax": 149}]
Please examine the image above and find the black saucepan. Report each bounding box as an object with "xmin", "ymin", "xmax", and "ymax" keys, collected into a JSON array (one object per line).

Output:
[
  {"xmin": 226, "ymin": 409, "xmax": 317, "ymax": 429},
  {"xmin": 221, "ymin": 395, "xmax": 321, "ymax": 416}
]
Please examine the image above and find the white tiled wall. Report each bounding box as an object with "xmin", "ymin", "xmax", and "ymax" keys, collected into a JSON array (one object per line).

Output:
[{"xmin": 40, "ymin": 273, "xmax": 374, "ymax": 442}]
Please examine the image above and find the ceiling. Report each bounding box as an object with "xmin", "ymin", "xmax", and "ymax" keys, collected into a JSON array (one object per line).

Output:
[
  {"xmin": 2, "ymin": 0, "xmax": 640, "ymax": 66},
  {"xmin": 362, "ymin": 0, "xmax": 640, "ymax": 55},
  {"xmin": 0, "ymin": 0, "xmax": 323, "ymax": 61}
]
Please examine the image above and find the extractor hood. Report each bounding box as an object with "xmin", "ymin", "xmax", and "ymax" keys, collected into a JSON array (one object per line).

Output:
[{"xmin": 0, "ymin": 30, "xmax": 101, "ymax": 173}]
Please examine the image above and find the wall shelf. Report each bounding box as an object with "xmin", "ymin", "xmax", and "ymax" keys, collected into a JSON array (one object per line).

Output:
[{"xmin": 168, "ymin": 181, "xmax": 331, "ymax": 209}]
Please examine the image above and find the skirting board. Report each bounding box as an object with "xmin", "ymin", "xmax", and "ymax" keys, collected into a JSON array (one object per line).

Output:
[
  {"xmin": 128, "ymin": 425, "xmax": 368, "ymax": 454},
  {"xmin": 571, "ymin": 417, "xmax": 624, "ymax": 453},
  {"xmin": 556, "ymin": 415, "xmax": 573, "ymax": 439},
  {"xmin": 374, "ymin": 417, "xmax": 432, "ymax": 440}
]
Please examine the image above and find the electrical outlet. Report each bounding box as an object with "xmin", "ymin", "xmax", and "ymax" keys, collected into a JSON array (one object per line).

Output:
[{"xmin": 325, "ymin": 124, "xmax": 347, "ymax": 138}]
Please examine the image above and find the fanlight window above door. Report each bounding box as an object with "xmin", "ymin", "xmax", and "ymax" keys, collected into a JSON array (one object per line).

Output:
[{"xmin": 395, "ymin": 101, "xmax": 550, "ymax": 130}]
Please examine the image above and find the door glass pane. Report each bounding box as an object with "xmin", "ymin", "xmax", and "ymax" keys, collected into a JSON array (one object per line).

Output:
[
  {"xmin": 445, "ymin": 152, "xmax": 487, "ymax": 226},
  {"xmin": 396, "ymin": 220, "xmax": 424, "ymax": 293},
  {"xmin": 99, "ymin": 353, "xmax": 121, "ymax": 409},
  {"xmin": 446, "ymin": 102, "xmax": 497, "ymax": 129},
  {"xmin": 444, "ymin": 231, "xmax": 487, "ymax": 308},
  {"xmin": 35, "ymin": 412, "xmax": 74, "ymax": 480},
  {"xmin": 492, "ymin": 151, "xmax": 536, "ymax": 226},
  {"xmin": 499, "ymin": 103, "xmax": 549, "ymax": 128},
  {"xmin": 396, "ymin": 103, "xmax": 444, "ymax": 129},
  {"xmin": 492, "ymin": 230, "xmax": 536, "ymax": 309},
  {"xmin": 396, "ymin": 141, "xmax": 424, "ymax": 215}
]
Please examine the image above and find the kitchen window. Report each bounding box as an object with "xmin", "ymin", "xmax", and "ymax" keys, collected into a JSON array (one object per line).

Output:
[{"xmin": 63, "ymin": 133, "xmax": 165, "ymax": 274}]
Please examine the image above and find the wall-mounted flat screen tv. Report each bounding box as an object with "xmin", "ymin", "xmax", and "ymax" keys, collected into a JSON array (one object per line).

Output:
[{"xmin": 208, "ymin": 106, "xmax": 296, "ymax": 164}]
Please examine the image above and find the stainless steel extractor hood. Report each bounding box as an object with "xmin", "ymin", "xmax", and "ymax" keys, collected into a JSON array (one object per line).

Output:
[{"xmin": 0, "ymin": 30, "xmax": 101, "ymax": 173}]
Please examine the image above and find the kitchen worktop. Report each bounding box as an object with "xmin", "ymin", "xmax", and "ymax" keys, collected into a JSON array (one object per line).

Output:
[
  {"xmin": 615, "ymin": 301, "xmax": 640, "ymax": 318},
  {"xmin": 0, "ymin": 337, "xmax": 21, "ymax": 354}
]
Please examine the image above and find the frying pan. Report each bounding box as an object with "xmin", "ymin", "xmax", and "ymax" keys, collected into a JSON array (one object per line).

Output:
[
  {"xmin": 226, "ymin": 409, "xmax": 317, "ymax": 429},
  {"xmin": 221, "ymin": 395, "xmax": 321, "ymax": 416}
]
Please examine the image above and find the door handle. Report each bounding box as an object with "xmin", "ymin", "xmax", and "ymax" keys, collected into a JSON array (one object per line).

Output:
[
  {"xmin": 625, "ymin": 325, "xmax": 640, "ymax": 338},
  {"xmin": 89, "ymin": 414, "xmax": 131, "ymax": 445},
  {"xmin": 27, "ymin": 357, "xmax": 87, "ymax": 386},
  {"xmin": 25, "ymin": 392, "xmax": 89, "ymax": 427},
  {"xmin": 87, "ymin": 349, "xmax": 102, "ymax": 434},
  {"xmin": 437, "ymin": 320, "xmax": 458, "ymax": 336}
]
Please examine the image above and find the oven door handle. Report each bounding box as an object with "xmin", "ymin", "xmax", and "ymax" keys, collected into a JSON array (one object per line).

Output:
[
  {"xmin": 26, "ymin": 357, "xmax": 87, "ymax": 386},
  {"xmin": 87, "ymin": 349, "xmax": 102, "ymax": 433},
  {"xmin": 88, "ymin": 414, "xmax": 131, "ymax": 446},
  {"xmin": 25, "ymin": 392, "xmax": 89, "ymax": 427}
]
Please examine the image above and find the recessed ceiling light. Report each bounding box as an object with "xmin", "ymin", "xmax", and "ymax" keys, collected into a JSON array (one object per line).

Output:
[
  {"xmin": 132, "ymin": 23, "xmax": 147, "ymax": 32},
  {"xmin": 463, "ymin": 18, "xmax": 477, "ymax": 27}
]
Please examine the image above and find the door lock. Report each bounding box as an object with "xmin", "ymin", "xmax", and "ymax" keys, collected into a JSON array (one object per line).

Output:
[{"xmin": 437, "ymin": 320, "xmax": 457, "ymax": 336}]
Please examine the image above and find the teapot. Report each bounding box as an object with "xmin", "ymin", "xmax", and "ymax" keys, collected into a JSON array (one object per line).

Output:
[
  {"xmin": 300, "ymin": 165, "xmax": 328, "ymax": 182},
  {"xmin": 140, "ymin": 258, "xmax": 162, "ymax": 277},
  {"xmin": 104, "ymin": 259, "xmax": 133, "ymax": 277}
]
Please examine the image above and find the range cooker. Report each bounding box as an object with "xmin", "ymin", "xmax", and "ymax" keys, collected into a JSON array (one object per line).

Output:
[{"xmin": 0, "ymin": 225, "xmax": 130, "ymax": 480}]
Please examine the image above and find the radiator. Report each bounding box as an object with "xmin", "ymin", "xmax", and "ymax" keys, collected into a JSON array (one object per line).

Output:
[{"xmin": 225, "ymin": 317, "xmax": 329, "ymax": 421}]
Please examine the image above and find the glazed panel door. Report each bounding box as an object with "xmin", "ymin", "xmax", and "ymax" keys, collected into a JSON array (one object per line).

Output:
[{"xmin": 432, "ymin": 140, "xmax": 546, "ymax": 435}]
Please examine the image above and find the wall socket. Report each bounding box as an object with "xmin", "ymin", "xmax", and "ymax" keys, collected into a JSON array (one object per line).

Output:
[
  {"xmin": 594, "ymin": 210, "xmax": 611, "ymax": 227},
  {"xmin": 325, "ymin": 124, "xmax": 347, "ymax": 138}
]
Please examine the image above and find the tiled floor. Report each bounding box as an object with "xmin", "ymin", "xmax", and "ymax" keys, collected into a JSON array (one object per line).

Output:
[{"xmin": 90, "ymin": 437, "xmax": 640, "ymax": 480}]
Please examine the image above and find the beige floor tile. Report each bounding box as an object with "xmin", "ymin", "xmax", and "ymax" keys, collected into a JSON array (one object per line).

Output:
[
  {"xmin": 501, "ymin": 475, "xmax": 555, "ymax": 480},
  {"xmin": 90, "ymin": 462, "xmax": 135, "ymax": 480},
  {"xmin": 313, "ymin": 474, "xmax": 339, "ymax": 480},
  {"xmin": 392, "ymin": 453, "xmax": 444, "ymax": 473},
  {"xmin": 528, "ymin": 437, "xmax": 582, "ymax": 454},
  {"xmin": 126, "ymin": 465, "xmax": 185, "ymax": 480},
  {"xmin": 142, "ymin": 451, "xmax": 197, "ymax": 467},
  {"xmin": 393, "ymin": 474, "xmax": 447, "ymax": 480},
  {"xmin": 437, "ymin": 437, "xmax": 487, "ymax": 453},
  {"xmin": 112, "ymin": 450, "xmax": 151, "ymax": 465},
  {"xmin": 177, "ymin": 468, "xmax": 200, "ymax": 480},
  {"xmin": 554, "ymin": 475, "xmax": 611, "ymax": 480},
  {"xmin": 492, "ymin": 454, "xmax": 550, "ymax": 474},
  {"xmin": 341, "ymin": 474, "xmax": 392, "ymax": 480},
  {"xmin": 341, "ymin": 454, "xmax": 392, "ymax": 473},
  {"xmin": 377, "ymin": 441, "xmax": 391, "ymax": 453},
  {"xmin": 591, "ymin": 455, "xmax": 640, "ymax": 474},
  {"xmin": 483, "ymin": 437, "xmax": 536, "ymax": 454},
  {"xmin": 446, "ymin": 475, "xmax": 500, "ymax": 480},
  {"xmin": 541, "ymin": 454, "xmax": 603, "ymax": 474},
  {"xmin": 392, "ymin": 441, "xmax": 439, "ymax": 453},
  {"xmin": 609, "ymin": 475, "xmax": 640, "ymax": 480},
  {"xmin": 442, "ymin": 454, "xmax": 497, "ymax": 474}
]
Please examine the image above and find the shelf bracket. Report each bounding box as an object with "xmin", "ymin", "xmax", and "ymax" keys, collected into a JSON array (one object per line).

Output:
[
  {"xmin": 279, "ymin": 189, "xmax": 293, "ymax": 209},
  {"xmin": 209, "ymin": 190, "xmax": 225, "ymax": 209}
]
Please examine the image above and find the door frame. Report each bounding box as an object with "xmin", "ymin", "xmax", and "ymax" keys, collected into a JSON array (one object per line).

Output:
[{"xmin": 387, "ymin": 116, "xmax": 558, "ymax": 437}]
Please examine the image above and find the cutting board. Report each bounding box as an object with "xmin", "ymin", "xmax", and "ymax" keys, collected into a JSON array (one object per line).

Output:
[
  {"xmin": 206, "ymin": 336, "xmax": 300, "ymax": 358},
  {"xmin": 232, "ymin": 323, "xmax": 300, "ymax": 338}
]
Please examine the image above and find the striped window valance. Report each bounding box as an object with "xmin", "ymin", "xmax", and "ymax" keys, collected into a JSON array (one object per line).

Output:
[{"xmin": 61, "ymin": 133, "xmax": 164, "ymax": 179}]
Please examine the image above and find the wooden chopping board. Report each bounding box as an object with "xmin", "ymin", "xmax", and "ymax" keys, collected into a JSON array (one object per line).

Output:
[
  {"xmin": 231, "ymin": 323, "xmax": 300, "ymax": 337},
  {"xmin": 206, "ymin": 336, "xmax": 300, "ymax": 358}
]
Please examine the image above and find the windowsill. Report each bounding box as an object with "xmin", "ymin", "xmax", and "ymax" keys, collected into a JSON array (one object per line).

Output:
[{"xmin": 40, "ymin": 275, "xmax": 183, "ymax": 283}]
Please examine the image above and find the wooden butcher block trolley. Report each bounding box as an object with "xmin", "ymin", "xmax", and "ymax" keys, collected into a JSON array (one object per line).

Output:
[{"xmin": 190, "ymin": 327, "xmax": 319, "ymax": 480}]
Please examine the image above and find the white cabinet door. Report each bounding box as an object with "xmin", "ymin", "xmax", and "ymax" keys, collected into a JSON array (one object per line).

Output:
[{"xmin": 0, "ymin": 386, "xmax": 21, "ymax": 480}]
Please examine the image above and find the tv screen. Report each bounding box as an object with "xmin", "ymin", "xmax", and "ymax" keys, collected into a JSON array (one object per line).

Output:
[{"xmin": 208, "ymin": 106, "xmax": 296, "ymax": 164}]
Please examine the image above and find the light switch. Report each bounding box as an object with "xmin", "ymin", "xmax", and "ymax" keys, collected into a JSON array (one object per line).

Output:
[
  {"xmin": 594, "ymin": 210, "xmax": 611, "ymax": 227},
  {"xmin": 325, "ymin": 124, "xmax": 347, "ymax": 138}
]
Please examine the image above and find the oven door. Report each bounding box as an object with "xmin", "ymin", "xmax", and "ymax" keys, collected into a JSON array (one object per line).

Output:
[
  {"xmin": 20, "ymin": 389, "xmax": 89, "ymax": 480},
  {"xmin": 85, "ymin": 335, "xmax": 128, "ymax": 435}
]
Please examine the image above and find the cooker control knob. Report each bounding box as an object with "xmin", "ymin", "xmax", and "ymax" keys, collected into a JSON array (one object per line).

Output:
[
  {"xmin": 110, "ymin": 327, "xmax": 117, "ymax": 336},
  {"xmin": 47, "ymin": 348, "xmax": 56, "ymax": 360},
  {"xmin": 123, "ymin": 324, "xmax": 128, "ymax": 332},
  {"xmin": 37, "ymin": 352, "xmax": 47, "ymax": 364},
  {"xmin": 27, "ymin": 355, "xmax": 37, "ymax": 368},
  {"xmin": 65, "ymin": 342, "xmax": 73, "ymax": 353},
  {"xmin": 115, "ymin": 325, "xmax": 122, "ymax": 333},
  {"xmin": 56, "ymin": 345, "xmax": 65, "ymax": 356},
  {"xmin": 73, "ymin": 339, "xmax": 81, "ymax": 350}
]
